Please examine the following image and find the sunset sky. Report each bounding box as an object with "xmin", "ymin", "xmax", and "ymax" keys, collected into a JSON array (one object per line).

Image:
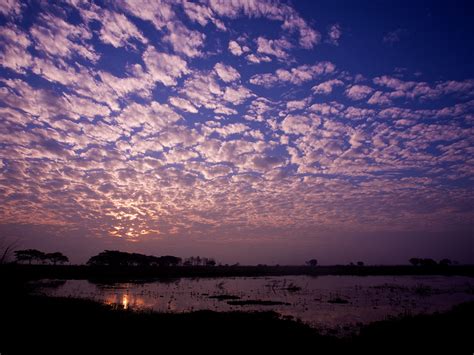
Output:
[{"xmin": 0, "ymin": 0, "xmax": 473, "ymax": 265}]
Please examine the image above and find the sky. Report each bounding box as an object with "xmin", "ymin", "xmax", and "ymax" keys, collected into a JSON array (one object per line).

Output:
[{"xmin": 0, "ymin": 0, "xmax": 473, "ymax": 265}]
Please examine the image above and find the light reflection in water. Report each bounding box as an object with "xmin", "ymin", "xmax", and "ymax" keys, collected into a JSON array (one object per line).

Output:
[{"xmin": 122, "ymin": 294, "xmax": 129, "ymax": 310}]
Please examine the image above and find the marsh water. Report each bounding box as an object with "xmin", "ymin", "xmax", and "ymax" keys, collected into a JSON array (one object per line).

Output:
[{"xmin": 34, "ymin": 275, "xmax": 474, "ymax": 334}]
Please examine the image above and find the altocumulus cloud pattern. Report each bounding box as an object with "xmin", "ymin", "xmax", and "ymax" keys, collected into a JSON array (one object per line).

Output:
[{"xmin": 0, "ymin": 0, "xmax": 473, "ymax": 262}]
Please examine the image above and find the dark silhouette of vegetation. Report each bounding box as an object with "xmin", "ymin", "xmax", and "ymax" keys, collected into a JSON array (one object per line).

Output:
[
  {"xmin": 183, "ymin": 256, "xmax": 216, "ymax": 266},
  {"xmin": 209, "ymin": 294, "xmax": 241, "ymax": 301},
  {"xmin": 15, "ymin": 249, "xmax": 46, "ymax": 264},
  {"xmin": 86, "ymin": 251, "xmax": 219, "ymax": 268},
  {"xmin": 306, "ymin": 259, "xmax": 318, "ymax": 267},
  {"xmin": 14, "ymin": 249, "xmax": 69, "ymax": 265},
  {"xmin": 45, "ymin": 252, "xmax": 69, "ymax": 265},
  {"xmin": 87, "ymin": 250, "xmax": 182, "ymax": 267},
  {"xmin": 419, "ymin": 258, "xmax": 437, "ymax": 266},
  {"xmin": 357, "ymin": 261, "xmax": 365, "ymax": 267},
  {"xmin": 2, "ymin": 263, "xmax": 473, "ymax": 283},
  {"xmin": 409, "ymin": 257, "xmax": 421, "ymax": 266},
  {"xmin": 409, "ymin": 258, "xmax": 455, "ymax": 267},
  {"xmin": 0, "ymin": 237, "xmax": 19, "ymax": 264},
  {"xmin": 439, "ymin": 258, "xmax": 452, "ymax": 266},
  {"xmin": 328, "ymin": 297, "xmax": 349, "ymax": 304}
]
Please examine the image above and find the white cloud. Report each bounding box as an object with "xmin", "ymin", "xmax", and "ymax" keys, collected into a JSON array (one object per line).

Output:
[
  {"xmin": 63, "ymin": 93, "xmax": 111, "ymax": 120},
  {"xmin": 345, "ymin": 85, "xmax": 374, "ymax": 100},
  {"xmin": 74, "ymin": 3, "xmax": 147, "ymax": 48},
  {"xmin": 98, "ymin": 11, "xmax": 147, "ymax": 48},
  {"xmin": 312, "ymin": 79, "xmax": 344, "ymax": 94},
  {"xmin": 30, "ymin": 13, "xmax": 98, "ymax": 62},
  {"xmin": 0, "ymin": 0, "xmax": 21, "ymax": 17},
  {"xmin": 282, "ymin": 15, "xmax": 320, "ymax": 49},
  {"xmin": 229, "ymin": 40, "xmax": 247, "ymax": 56},
  {"xmin": 0, "ymin": 25, "xmax": 32, "ymax": 73},
  {"xmin": 250, "ymin": 61, "xmax": 335, "ymax": 87},
  {"xmin": 207, "ymin": 0, "xmax": 320, "ymax": 49},
  {"xmin": 163, "ymin": 22, "xmax": 206, "ymax": 58},
  {"xmin": 214, "ymin": 62, "xmax": 240, "ymax": 82},
  {"xmin": 256, "ymin": 36, "xmax": 292, "ymax": 59},
  {"xmin": 142, "ymin": 46, "xmax": 189, "ymax": 86},
  {"xmin": 281, "ymin": 114, "xmax": 320, "ymax": 135},
  {"xmin": 169, "ymin": 97, "xmax": 198, "ymax": 113},
  {"xmin": 117, "ymin": 0, "xmax": 174, "ymax": 31},
  {"xmin": 223, "ymin": 86, "xmax": 253, "ymax": 105},
  {"xmin": 245, "ymin": 53, "xmax": 272, "ymax": 64},
  {"xmin": 182, "ymin": 1, "xmax": 226, "ymax": 30}
]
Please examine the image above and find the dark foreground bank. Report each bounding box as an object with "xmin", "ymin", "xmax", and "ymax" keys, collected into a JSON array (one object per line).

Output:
[{"xmin": 1, "ymin": 277, "xmax": 473, "ymax": 354}]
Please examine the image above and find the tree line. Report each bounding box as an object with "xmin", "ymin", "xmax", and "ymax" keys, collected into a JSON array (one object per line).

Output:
[
  {"xmin": 11, "ymin": 249, "xmax": 219, "ymax": 267},
  {"xmin": 14, "ymin": 249, "xmax": 69, "ymax": 265},
  {"xmin": 87, "ymin": 250, "xmax": 217, "ymax": 267},
  {"xmin": 409, "ymin": 258, "xmax": 455, "ymax": 267},
  {"xmin": 9, "ymin": 248, "xmax": 458, "ymax": 268}
]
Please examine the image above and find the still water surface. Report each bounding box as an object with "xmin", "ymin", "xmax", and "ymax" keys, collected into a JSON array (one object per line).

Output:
[{"xmin": 34, "ymin": 275, "xmax": 474, "ymax": 334}]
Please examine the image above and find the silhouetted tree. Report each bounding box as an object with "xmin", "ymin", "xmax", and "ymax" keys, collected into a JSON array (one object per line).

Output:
[
  {"xmin": 0, "ymin": 237, "xmax": 19, "ymax": 264},
  {"xmin": 409, "ymin": 258, "xmax": 421, "ymax": 266},
  {"xmin": 439, "ymin": 258, "xmax": 452, "ymax": 266},
  {"xmin": 357, "ymin": 261, "xmax": 364, "ymax": 267},
  {"xmin": 14, "ymin": 249, "xmax": 45, "ymax": 264},
  {"xmin": 183, "ymin": 258, "xmax": 192, "ymax": 266},
  {"xmin": 306, "ymin": 259, "xmax": 318, "ymax": 267},
  {"xmin": 182, "ymin": 256, "xmax": 218, "ymax": 267},
  {"xmin": 205, "ymin": 258, "xmax": 216, "ymax": 266},
  {"xmin": 158, "ymin": 255, "xmax": 182, "ymax": 267},
  {"xmin": 45, "ymin": 252, "xmax": 69, "ymax": 265},
  {"xmin": 419, "ymin": 258, "xmax": 437, "ymax": 267},
  {"xmin": 87, "ymin": 250, "xmax": 182, "ymax": 267}
]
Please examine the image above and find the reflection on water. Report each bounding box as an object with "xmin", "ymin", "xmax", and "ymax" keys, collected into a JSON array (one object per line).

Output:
[
  {"xmin": 122, "ymin": 294, "xmax": 128, "ymax": 310},
  {"xmin": 33, "ymin": 275, "xmax": 474, "ymax": 334}
]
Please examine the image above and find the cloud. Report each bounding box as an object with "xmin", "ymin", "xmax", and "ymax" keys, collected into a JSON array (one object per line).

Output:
[
  {"xmin": 142, "ymin": 46, "xmax": 189, "ymax": 86},
  {"xmin": 367, "ymin": 91, "xmax": 392, "ymax": 105},
  {"xmin": 228, "ymin": 40, "xmax": 244, "ymax": 56},
  {"xmin": 213, "ymin": 62, "xmax": 240, "ymax": 82},
  {"xmin": 74, "ymin": 3, "xmax": 147, "ymax": 48},
  {"xmin": 0, "ymin": 0, "xmax": 21, "ymax": 17},
  {"xmin": 327, "ymin": 24, "xmax": 341, "ymax": 45},
  {"xmin": 98, "ymin": 11, "xmax": 147, "ymax": 48},
  {"xmin": 245, "ymin": 53, "xmax": 272, "ymax": 64},
  {"xmin": 250, "ymin": 61, "xmax": 336, "ymax": 87},
  {"xmin": 169, "ymin": 97, "xmax": 198, "ymax": 113},
  {"xmin": 373, "ymin": 75, "xmax": 474, "ymax": 101},
  {"xmin": 182, "ymin": 1, "xmax": 226, "ymax": 30},
  {"xmin": 256, "ymin": 36, "xmax": 292, "ymax": 60},
  {"xmin": 282, "ymin": 15, "xmax": 321, "ymax": 49},
  {"xmin": 223, "ymin": 86, "xmax": 253, "ymax": 105},
  {"xmin": 30, "ymin": 13, "xmax": 98, "ymax": 62},
  {"xmin": 0, "ymin": 25, "xmax": 32, "ymax": 73},
  {"xmin": 312, "ymin": 79, "xmax": 344, "ymax": 94},
  {"xmin": 207, "ymin": 0, "xmax": 320, "ymax": 49},
  {"xmin": 345, "ymin": 85, "xmax": 374, "ymax": 100},
  {"xmin": 383, "ymin": 29, "xmax": 408, "ymax": 44},
  {"xmin": 281, "ymin": 114, "xmax": 320, "ymax": 135},
  {"xmin": 117, "ymin": 0, "xmax": 174, "ymax": 31},
  {"xmin": 163, "ymin": 21, "xmax": 206, "ymax": 58}
]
